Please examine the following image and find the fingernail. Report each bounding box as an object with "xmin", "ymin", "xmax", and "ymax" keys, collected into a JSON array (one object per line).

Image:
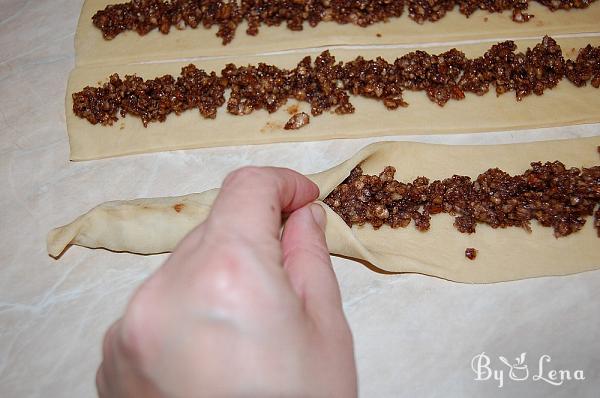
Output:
[{"xmin": 309, "ymin": 203, "xmax": 327, "ymax": 231}]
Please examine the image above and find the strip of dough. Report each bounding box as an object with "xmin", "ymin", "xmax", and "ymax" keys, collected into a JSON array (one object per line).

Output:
[
  {"xmin": 67, "ymin": 36, "xmax": 600, "ymax": 161},
  {"xmin": 77, "ymin": 0, "xmax": 600, "ymax": 66},
  {"xmin": 48, "ymin": 136, "xmax": 600, "ymax": 283}
]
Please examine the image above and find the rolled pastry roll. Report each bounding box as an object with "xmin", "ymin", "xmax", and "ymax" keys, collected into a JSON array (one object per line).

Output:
[{"xmin": 48, "ymin": 136, "xmax": 600, "ymax": 283}]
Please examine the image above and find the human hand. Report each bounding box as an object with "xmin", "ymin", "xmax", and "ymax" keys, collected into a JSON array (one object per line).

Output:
[{"xmin": 96, "ymin": 167, "xmax": 357, "ymax": 398}]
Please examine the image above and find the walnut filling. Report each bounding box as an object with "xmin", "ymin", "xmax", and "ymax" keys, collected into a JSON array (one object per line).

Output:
[
  {"xmin": 92, "ymin": 0, "xmax": 597, "ymax": 44},
  {"xmin": 323, "ymin": 156, "xmax": 600, "ymax": 238},
  {"xmin": 72, "ymin": 37, "xmax": 600, "ymax": 127}
]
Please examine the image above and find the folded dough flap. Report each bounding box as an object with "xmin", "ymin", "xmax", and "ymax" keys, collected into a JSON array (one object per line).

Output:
[
  {"xmin": 47, "ymin": 190, "xmax": 218, "ymax": 257},
  {"xmin": 315, "ymin": 137, "xmax": 600, "ymax": 283},
  {"xmin": 49, "ymin": 137, "xmax": 600, "ymax": 283}
]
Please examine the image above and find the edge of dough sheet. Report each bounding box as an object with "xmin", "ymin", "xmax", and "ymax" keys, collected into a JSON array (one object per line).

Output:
[
  {"xmin": 76, "ymin": 0, "xmax": 600, "ymax": 66},
  {"xmin": 66, "ymin": 36, "xmax": 600, "ymax": 161},
  {"xmin": 48, "ymin": 136, "xmax": 600, "ymax": 284}
]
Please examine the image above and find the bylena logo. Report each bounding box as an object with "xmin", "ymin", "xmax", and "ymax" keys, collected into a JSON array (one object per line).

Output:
[{"xmin": 471, "ymin": 352, "xmax": 585, "ymax": 388}]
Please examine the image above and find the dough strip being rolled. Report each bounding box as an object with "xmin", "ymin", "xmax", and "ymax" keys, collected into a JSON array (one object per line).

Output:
[{"xmin": 48, "ymin": 136, "xmax": 600, "ymax": 283}]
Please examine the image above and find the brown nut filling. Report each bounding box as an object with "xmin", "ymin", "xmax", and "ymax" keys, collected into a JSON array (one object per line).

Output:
[
  {"xmin": 465, "ymin": 248, "xmax": 478, "ymax": 260},
  {"xmin": 284, "ymin": 112, "xmax": 310, "ymax": 130},
  {"xmin": 566, "ymin": 44, "xmax": 600, "ymax": 88},
  {"xmin": 73, "ymin": 66, "xmax": 226, "ymax": 127},
  {"xmin": 92, "ymin": 0, "xmax": 597, "ymax": 44},
  {"xmin": 72, "ymin": 37, "xmax": 600, "ymax": 127},
  {"xmin": 323, "ymin": 156, "xmax": 600, "ymax": 239}
]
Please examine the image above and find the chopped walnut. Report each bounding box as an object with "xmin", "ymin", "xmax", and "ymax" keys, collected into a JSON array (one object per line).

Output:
[
  {"xmin": 284, "ymin": 112, "xmax": 310, "ymax": 130},
  {"xmin": 465, "ymin": 248, "xmax": 478, "ymax": 260}
]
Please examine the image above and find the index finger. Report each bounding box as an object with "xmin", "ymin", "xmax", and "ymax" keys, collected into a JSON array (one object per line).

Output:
[{"xmin": 206, "ymin": 166, "xmax": 319, "ymax": 242}]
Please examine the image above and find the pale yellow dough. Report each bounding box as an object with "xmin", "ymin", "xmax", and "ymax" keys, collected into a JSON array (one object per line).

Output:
[
  {"xmin": 67, "ymin": 37, "xmax": 600, "ymax": 160},
  {"xmin": 48, "ymin": 136, "xmax": 600, "ymax": 283},
  {"xmin": 77, "ymin": 0, "xmax": 600, "ymax": 66}
]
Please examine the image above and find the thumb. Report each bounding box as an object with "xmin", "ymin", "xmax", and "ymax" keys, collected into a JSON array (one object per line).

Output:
[{"xmin": 281, "ymin": 203, "xmax": 345, "ymax": 324}]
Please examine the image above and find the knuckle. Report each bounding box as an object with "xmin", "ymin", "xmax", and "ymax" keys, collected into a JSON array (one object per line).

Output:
[
  {"xmin": 204, "ymin": 250, "xmax": 246, "ymax": 290},
  {"xmin": 200, "ymin": 242, "xmax": 259, "ymax": 292},
  {"xmin": 197, "ymin": 241, "xmax": 284, "ymax": 310},
  {"xmin": 223, "ymin": 166, "xmax": 267, "ymax": 188}
]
